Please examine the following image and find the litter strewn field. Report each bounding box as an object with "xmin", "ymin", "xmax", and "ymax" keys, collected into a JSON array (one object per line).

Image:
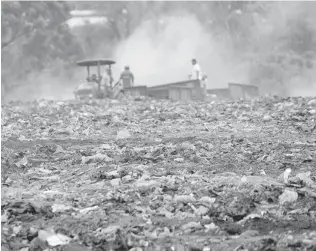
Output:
[{"xmin": 1, "ymin": 96, "xmax": 316, "ymax": 251}]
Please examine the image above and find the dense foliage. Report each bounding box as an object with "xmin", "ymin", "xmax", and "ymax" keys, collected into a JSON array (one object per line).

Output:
[{"xmin": 1, "ymin": 1, "xmax": 83, "ymax": 95}]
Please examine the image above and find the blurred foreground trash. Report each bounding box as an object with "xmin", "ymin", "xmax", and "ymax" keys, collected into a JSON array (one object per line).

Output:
[{"xmin": 279, "ymin": 189, "xmax": 298, "ymax": 205}]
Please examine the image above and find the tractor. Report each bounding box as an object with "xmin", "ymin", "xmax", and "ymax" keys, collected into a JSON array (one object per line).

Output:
[{"xmin": 74, "ymin": 58, "xmax": 123, "ymax": 100}]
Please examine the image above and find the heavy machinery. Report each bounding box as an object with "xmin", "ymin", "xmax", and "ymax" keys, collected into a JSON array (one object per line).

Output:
[{"xmin": 74, "ymin": 58, "xmax": 122, "ymax": 100}]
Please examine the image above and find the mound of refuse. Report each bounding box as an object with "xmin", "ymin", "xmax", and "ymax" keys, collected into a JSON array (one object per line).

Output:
[{"xmin": 1, "ymin": 95, "xmax": 316, "ymax": 251}]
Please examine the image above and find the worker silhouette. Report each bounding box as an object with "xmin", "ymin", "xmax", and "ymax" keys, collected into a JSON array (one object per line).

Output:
[
  {"xmin": 190, "ymin": 59, "xmax": 202, "ymax": 80},
  {"xmin": 189, "ymin": 59, "xmax": 207, "ymax": 100},
  {"xmin": 120, "ymin": 66, "xmax": 134, "ymax": 89}
]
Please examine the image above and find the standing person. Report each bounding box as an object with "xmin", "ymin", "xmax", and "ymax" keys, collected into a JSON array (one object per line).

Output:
[
  {"xmin": 190, "ymin": 58, "xmax": 202, "ymax": 81},
  {"xmin": 120, "ymin": 66, "xmax": 134, "ymax": 89},
  {"xmin": 101, "ymin": 67, "xmax": 113, "ymax": 86},
  {"xmin": 201, "ymin": 73, "xmax": 208, "ymax": 99},
  {"xmin": 101, "ymin": 67, "xmax": 112, "ymax": 97},
  {"xmin": 190, "ymin": 58, "xmax": 206, "ymax": 100}
]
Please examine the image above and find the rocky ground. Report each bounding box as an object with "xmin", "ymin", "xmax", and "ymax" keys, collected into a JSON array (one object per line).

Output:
[{"xmin": 1, "ymin": 95, "xmax": 316, "ymax": 251}]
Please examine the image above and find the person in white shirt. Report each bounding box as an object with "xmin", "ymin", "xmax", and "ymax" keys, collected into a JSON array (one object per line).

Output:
[
  {"xmin": 101, "ymin": 68, "xmax": 111, "ymax": 86},
  {"xmin": 100, "ymin": 67, "xmax": 114, "ymax": 97},
  {"xmin": 190, "ymin": 58, "xmax": 208, "ymax": 99},
  {"xmin": 190, "ymin": 58, "xmax": 202, "ymax": 80}
]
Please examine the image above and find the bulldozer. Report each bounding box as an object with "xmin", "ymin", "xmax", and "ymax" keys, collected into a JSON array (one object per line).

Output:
[{"xmin": 74, "ymin": 58, "xmax": 123, "ymax": 100}]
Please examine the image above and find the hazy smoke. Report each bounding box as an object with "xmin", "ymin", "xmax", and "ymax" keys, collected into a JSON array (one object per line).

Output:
[
  {"xmin": 113, "ymin": 13, "xmax": 247, "ymax": 89},
  {"xmin": 247, "ymin": 1, "xmax": 316, "ymax": 96},
  {"xmin": 3, "ymin": 69, "xmax": 84, "ymax": 102},
  {"xmin": 113, "ymin": 5, "xmax": 316, "ymax": 96},
  {"xmin": 3, "ymin": 2, "xmax": 316, "ymax": 102},
  {"xmin": 287, "ymin": 73, "xmax": 316, "ymax": 97}
]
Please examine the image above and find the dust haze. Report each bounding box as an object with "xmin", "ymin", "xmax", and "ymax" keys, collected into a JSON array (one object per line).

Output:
[
  {"xmin": 3, "ymin": 2, "xmax": 316, "ymax": 102},
  {"xmin": 3, "ymin": 70, "xmax": 85, "ymax": 103},
  {"xmin": 113, "ymin": 6, "xmax": 316, "ymax": 96},
  {"xmin": 113, "ymin": 12, "xmax": 247, "ymax": 89},
  {"xmin": 253, "ymin": 1, "xmax": 316, "ymax": 96}
]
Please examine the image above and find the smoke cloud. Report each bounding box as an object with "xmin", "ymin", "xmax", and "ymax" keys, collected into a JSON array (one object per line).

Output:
[
  {"xmin": 247, "ymin": 1, "xmax": 316, "ymax": 96},
  {"xmin": 113, "ymin": 13, "xmax": 247, "ymax": 89},
  {"xmin": 113, "ymin": 5, "xmax": 316, "ymax": 96},
  {"xmin": 2, "ymin": 68, "xmax": 84, "ymax": 103},
  {"xmin": 3, "ymin": 2, "xmax": 316, "ymax": 103}
]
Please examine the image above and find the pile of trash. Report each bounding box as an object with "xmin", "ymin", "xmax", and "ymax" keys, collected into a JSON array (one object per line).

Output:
[{"xmin": 1, "ymin": 95, "xmax": 316, "ymax": 251}]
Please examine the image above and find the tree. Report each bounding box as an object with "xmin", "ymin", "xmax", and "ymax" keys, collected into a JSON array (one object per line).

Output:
[
  {"xmin": 1, "ymin": 1, "xmax": 71, "ymax": 49},
  {"xmin": 1, "ymin": 1, "xmax": 84, "ymax": 98},
  {"xmin": 74, "ymin": 1, "xmax": 161, "ymax": 42}
]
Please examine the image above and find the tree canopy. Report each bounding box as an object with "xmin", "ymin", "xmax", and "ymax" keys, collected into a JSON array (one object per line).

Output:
[{"xmin": 1, "ymin": 1, "xmax": 83, "ymax": 93}]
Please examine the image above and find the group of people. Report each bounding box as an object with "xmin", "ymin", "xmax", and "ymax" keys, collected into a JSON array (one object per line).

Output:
[
  {"xmin": 98, "ymin": 58, "xmax": 206, "ymax": 97},
  {"xmin": 101, "ymin": 66, "xmax": 134, "ymax": 88},
  {"xmin": 96, "ymin": 65, "xmax": 135, "ymax": 98}
]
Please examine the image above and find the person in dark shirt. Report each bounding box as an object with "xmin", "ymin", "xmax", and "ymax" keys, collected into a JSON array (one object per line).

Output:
[{"xmin": 120, "ymin": 66, "xmax": 134, "ymax": 89}]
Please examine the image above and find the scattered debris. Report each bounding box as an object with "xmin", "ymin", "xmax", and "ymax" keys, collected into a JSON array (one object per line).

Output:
[
  {"xmin": 1, "ymin": 96, "xmax": 316, "ymax": 251},
  {"xmin": 117, "ymin": 129, "xmax": 131, "ymax": 140},
  {"xmin": 279, "ymin": 189, "xmax": 299, "ymax": 205},
  {"xmin": 46, "ymin": 233, "xmax": 72, "ymax": 246},
  {"xmin": 51, "ymin": 204, "xmax": 73, "ymax": 213},
  {"xmin": 82, "ymin": 153, "xmax": 113, "ymax": 164},
  {"xmin": 15, "ymin": 156, "xmax": 29, "ymax": 168}
]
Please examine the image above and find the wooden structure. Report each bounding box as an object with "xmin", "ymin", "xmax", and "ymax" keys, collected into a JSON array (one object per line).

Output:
[
  {"xmin": 146, "ymin": 80, "xmax": 259, "ymax": 101},
  {"xmin": 124, "ymin": 86, "xmax": 148, "ymax": 97},
  {"xmin": 121, "ymin": 81, "xmax": 259, "ymax": 102},
  {"xmin": 148, "ymin": 80, "xmax": 204, "ymax": 101},
  {"xmin": 169, "ymin": 87, "xmax": 192, "ymax": 101}
]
